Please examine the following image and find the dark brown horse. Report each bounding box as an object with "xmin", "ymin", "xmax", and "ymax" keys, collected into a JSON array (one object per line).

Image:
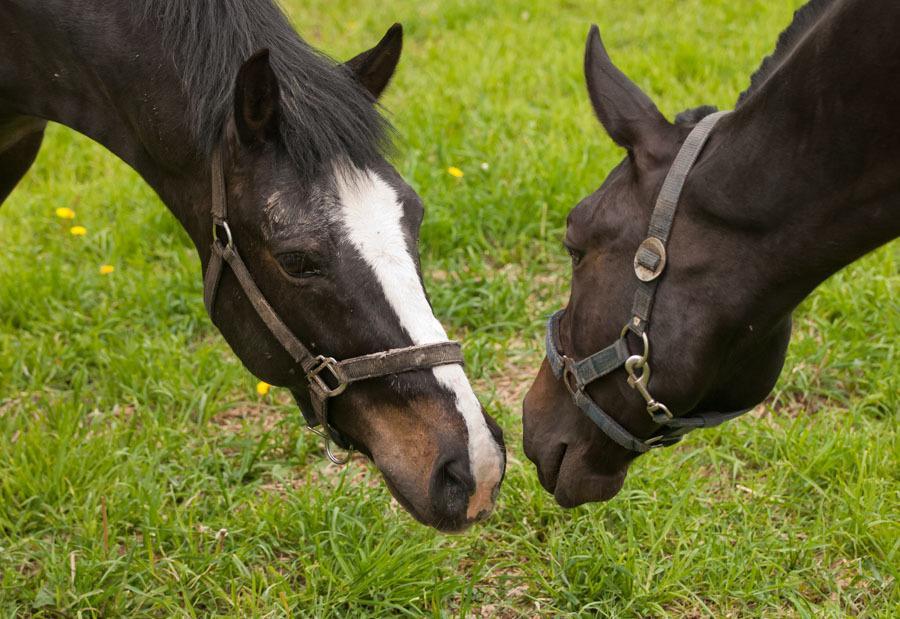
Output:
[
  {"xmin": 524, "ymin": 0, "xmax": 899, "ymax": 507},
  {"xmin": 0, "ymin": 0, "xmax": 505, "ymax": 531}
]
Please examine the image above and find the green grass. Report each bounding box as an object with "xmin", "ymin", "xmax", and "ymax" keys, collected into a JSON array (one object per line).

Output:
[{"xmin": 1, "ymin": 0, "xmax": 897, "ymax": 616}]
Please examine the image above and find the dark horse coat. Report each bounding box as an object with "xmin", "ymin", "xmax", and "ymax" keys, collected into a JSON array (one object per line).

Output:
[
  {"xmin": 523, "ymin": 0, "xmax": 900, "ymax": 506},
  {"xmin": 0, "ymin": 0, "xmax": 506, "ymax": 531}
]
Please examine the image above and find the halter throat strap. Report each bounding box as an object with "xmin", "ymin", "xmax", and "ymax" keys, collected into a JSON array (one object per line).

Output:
[{"xmin": 202, "ymin": 146, "xmax": 464, "ymax": 453}]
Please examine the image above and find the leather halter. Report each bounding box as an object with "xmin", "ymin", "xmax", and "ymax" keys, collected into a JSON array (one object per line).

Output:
[
  {"xmin": 203, "ymin": 146, "xmax": 465, "ymax": 459},
  {"xmin": 546, "ymin": 111, "xmax": 750, "ymax": 453}
]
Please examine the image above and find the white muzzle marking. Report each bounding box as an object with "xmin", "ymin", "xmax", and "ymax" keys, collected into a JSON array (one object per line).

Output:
[{"xmin": 336, "ymin": 163, "xmax": 503, "ymax": 518}]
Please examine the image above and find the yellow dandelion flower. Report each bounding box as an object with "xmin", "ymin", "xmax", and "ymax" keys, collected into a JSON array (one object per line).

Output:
[
  {"xmin": 99, "ymin": 265, "xmax": 115, "ymax": 275},
  {"xmin": 256, "ymin": 381, "xmax": 271, "ymax": 396},
  {"xmin": 55, "ymin": 207, "xmax": 76, "ymax": 220},
  {"xmin": 447, "ymin": 166, "xmax": 464, "ymax": 178},
  {"xmin": 70, "ymin": 226, "xmax": 87, "ymax": 236}
]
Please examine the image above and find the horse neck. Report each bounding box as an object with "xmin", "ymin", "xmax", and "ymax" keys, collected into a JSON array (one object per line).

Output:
[
  {"xmin": 2, "ymin": 3, "xmax": 213, "ymax": 252},
  {"xmin": 692, "ymin": 0, "xmax": 900, "ymax": 324}
]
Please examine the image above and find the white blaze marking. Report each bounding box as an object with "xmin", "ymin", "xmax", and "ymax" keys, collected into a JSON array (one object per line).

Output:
[{"xmin": 336, "ymin": 163, "xmax": 503, "ymax": 514}]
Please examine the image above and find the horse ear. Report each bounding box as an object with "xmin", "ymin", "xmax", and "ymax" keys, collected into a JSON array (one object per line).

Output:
[
  {"xmin": 345, "ymin": 23, "xmax": 403, "ymax": 100},
  {"xmin": 584, "ymin": 25, "xmax": 674, "ymax": 168},
  {"xmin": 234, "ymin": 49, "xmax": 280, "ymax": 145}
]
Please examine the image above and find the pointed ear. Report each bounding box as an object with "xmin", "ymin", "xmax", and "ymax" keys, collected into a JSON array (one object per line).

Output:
[
  {"xmin": 234, "ymin": 49, "xmax": 280, "ymax": 145},
  {"xmin": 584, "ymin": 25, "xmax": 675, "ymax": 168},
  {"xmin": 345, "ymin": 23, "xmax": 403, "ymax": 99}
]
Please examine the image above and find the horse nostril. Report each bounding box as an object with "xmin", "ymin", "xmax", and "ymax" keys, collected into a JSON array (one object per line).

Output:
[
  {"xmin": 442, "ymin": 457, "xmax": 475, "ymax": 495},
  {"xmin": 430, "ymin": 454, "xmax": 474, "ymax": 529}
]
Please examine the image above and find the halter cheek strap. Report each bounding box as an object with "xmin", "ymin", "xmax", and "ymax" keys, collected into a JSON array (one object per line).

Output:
[
  {"xmin": 547, "ymin": 111, "xmax": 750, "ymax": 453},
  {"xmin": 203, "ymin": 146, "xmax": 465, "ymax": 460},
  {"xmin": 628, "ymin": 111, "xmax": 731, "ymax": 336}
]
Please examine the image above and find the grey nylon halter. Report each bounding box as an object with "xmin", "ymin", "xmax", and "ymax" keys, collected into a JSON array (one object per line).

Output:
[
  {"xmin": 547, "ymin": 111, "xmax": 749, "ymax": 453},
  {"xmin": 204, "ymin": 146, "xmax": 465, "ymax": 462}
]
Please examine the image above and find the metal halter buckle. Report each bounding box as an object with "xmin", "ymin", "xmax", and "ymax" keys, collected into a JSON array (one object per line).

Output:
[
  {"xmin": 633, "ymin": 237, "xmax": 667, "ymax": 282},
  {"xmin": 306, "ymin": 356, "xmax": 348, "ymax": 398},
  {"xmin": 561, "ymin": 356, "xmax": 580, "ymax": 395}
]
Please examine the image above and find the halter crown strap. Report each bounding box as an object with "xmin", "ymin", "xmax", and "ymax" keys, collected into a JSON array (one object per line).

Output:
[
  {"xmin": 203, "ymin": 146, "xmax": 227, "ymax": 317},
  {"xmin": 210, "ymin": 147, "xmax": 227, "ymax": 223},
  {"xmin": 630, "ymin": 110, "xmax": 730, "ymax": 336},
  {"xmin": 204, "ymin": 148, "xmax": 318, "ymax": 372},
  {"xmin": 214, "ymin": 242, "xmax": 320, "ymax": 371}
]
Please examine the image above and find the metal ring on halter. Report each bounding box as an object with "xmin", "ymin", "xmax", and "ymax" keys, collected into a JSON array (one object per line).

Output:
[
  {"xmin": 561, "ymin": 356, "xmax": 580, "ymax": 395},
  {"xmin": 620, "ymin": 323, "xmax": 650, "ymax": 364},
  {"xmin": 306, "ymin": 356, "xmax": 349, "ymax": 398},
  {"xmin": 213, "ymin": 220, "xmax": 234, "ymax": 249},
  {"xmin": 325, "ymin": 441, "xmax": 352, "ymax": 466},
  {"xmin": 308, "ymin": 426, "xmax": 354, "ymax": 465}
]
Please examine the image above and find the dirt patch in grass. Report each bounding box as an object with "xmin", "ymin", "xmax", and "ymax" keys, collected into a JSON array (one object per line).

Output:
[
  {"xmin": 476, "ymin": 336, "xmax": 544, "ymax": 414},
  {"xmin": 210, "ymin": 401, "xmax": 288, "ymax": 435},
  {"xmin": 446, "ymin": 552, "xmax": 549, "ymax": 619},
  {"xmin": 662, "ymin": 599, "xmax": 737, "ymax": 618},
  {"xmin": 0, "ymin": 396, "xmax": 22, "ymax": 418},
  {"xmin": 258, "ymin": 452, "xmax": 381, "ymax": 497},
  {"xmin": 754, "ymin": 390, "xmax": 841, "ymax": 422},
  {"xmin": 258, "ymin": 474, "xmax": 309, "ymax": 496},
  {"xmin": 805, "ymin": 555, "xmax": 893, "ymax": 613}
]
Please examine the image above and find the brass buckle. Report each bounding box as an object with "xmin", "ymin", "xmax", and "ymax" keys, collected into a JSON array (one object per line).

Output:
[
  {"xmin": 634, "ymin": 237, "xmax": 667, "ymax": 282},
  {"xmin": 622, "ymin": 326, "xmax": 675, "ymax": 423},
  {"xmin": 307, "ymin": 356, "xmax": 348, "ymax": 398}
]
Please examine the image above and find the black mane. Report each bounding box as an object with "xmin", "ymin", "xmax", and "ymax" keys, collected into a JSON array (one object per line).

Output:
[
  {"xmin": 137, "ymin": 0, "xmax": 391, "ymax": 180},
  {"xmin": 737, "ymin": 0, "xmax": 836, "ymax": 105},
  {"xmin": 674, "ymin": 105, "xmax": 719, "ymax": 126},
  {"xmin": 675, "ymin": 0, "xmax": 836, "ymax": 125}
]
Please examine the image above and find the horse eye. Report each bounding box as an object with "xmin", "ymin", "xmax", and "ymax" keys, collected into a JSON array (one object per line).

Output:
[
  {"xmin": 565, "ymin": 244, "xmax": 584, "ymax": 267},
  {"xmin": 276, "ymin": 252, "xmax": 322, "ymax": 279}
]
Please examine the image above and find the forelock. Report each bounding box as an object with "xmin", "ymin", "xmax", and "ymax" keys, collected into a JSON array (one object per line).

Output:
[{"xmin": 137, "ymin": 0, "xmax": 393, "ymax": 183}]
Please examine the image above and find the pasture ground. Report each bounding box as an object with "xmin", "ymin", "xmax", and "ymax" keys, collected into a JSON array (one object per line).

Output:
[{"xmin": 1, "ymin": 0, "xmax": 897, "ymax": 616}]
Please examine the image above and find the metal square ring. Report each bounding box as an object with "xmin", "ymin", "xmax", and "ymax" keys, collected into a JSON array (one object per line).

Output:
[{"xmin": 307, "ymin": 356, "xmax": 348, "ymax": 398}]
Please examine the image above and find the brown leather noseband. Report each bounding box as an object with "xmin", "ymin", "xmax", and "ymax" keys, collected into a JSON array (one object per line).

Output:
[{"xmin": 202, "ymin": 147, "xmax": 465, "ymax": 462}]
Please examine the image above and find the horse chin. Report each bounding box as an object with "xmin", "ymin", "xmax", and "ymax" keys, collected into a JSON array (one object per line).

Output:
[
  {"xmin": 378, "ymin": 472, "xmax": 473, "ymax": 534},
  {"xmin": 523, "ymin": 363, "xmax": 630, "ymax": 507},
  {"xmin": 322, "ymin": 389, "xmax": 504, "ymax": 533},
  {"xmin": 550, "ymin": 444, "xmax": 629, "ymax": 508}
]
